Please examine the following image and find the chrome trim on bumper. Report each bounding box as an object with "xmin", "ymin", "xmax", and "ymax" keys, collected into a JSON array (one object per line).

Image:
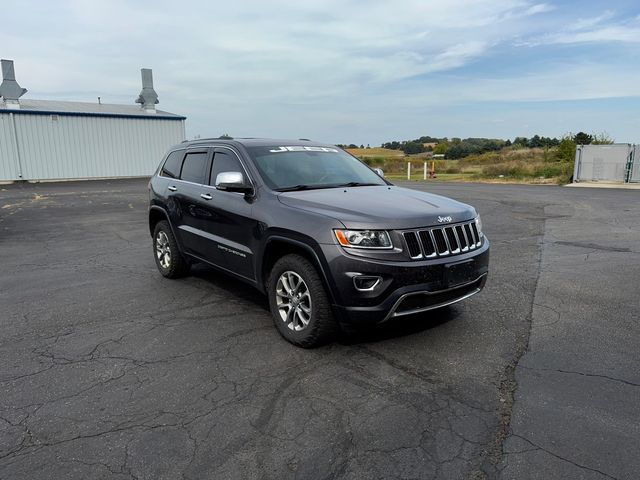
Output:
[
  {"xmin": 353, "ymin": 275, "xmax": 383, "ymax": 292},
  {"xmin": 382, "ymin": 274, "xmax": 487, "ymax": 322}
]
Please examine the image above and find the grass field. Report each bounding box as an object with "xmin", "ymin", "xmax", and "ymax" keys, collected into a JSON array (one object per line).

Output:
[
  {"xmin": 347, "ymin": 147, "xmax": 574, "ymax": 184},
  {"xmin": 346, "ymin": 147, "xmax": 405, "ymax": 157}
]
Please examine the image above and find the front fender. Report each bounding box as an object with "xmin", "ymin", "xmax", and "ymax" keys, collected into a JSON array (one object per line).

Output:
[{"xmin": 258, "ymin": 233, "xmax": 339, "ymax": 305}]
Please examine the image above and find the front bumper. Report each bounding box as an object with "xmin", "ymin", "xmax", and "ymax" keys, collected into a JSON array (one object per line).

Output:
[{"xmin": 321, "ymin": 237, "xmax": 490, "ymax": 325}]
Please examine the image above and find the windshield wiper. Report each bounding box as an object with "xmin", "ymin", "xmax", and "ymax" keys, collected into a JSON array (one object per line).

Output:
[
  {"xmin": 275, "ymin": 182, "xmax": 381, "ymax": 192},
  {"xmin": 274, "ymin": 184, "xmax": 326, "ymax": 192},
  {"xmin": 336, "ymin": 182, "xmax": 381, "ymax": 187}
]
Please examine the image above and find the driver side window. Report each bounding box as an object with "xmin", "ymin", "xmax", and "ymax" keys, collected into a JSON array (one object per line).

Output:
[{"xmin": 210, "ymin": 151, "xmax": 245, "ymax": 186}]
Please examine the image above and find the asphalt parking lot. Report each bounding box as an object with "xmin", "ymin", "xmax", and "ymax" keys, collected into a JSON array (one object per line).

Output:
[{"xmin": 1, "ymin": 179, "xmax": 638, "ymax": 480}]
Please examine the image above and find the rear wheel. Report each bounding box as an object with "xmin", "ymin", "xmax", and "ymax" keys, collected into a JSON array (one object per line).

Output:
[
  {"xmin": 267, "ymin": 254, "xmax": 337, "ymax": 347},
  {"xmin": 152, "ymin": 220, "xmax": 189, "ymax": 278}
]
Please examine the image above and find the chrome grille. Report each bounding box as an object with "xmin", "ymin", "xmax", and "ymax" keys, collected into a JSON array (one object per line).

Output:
[
  {"xmin": 404, "ymin": 231, "xmax": 421, "ymax": 258},
  {"xmin": 402, "ymin": 219, "xmax": 482, "ymax": 259},
  {"xmin": 433, "ymin": 229, "xmax": 448, "ymax": 254},
  {"xmin": 418, "ymin": 230, "xmax": 435, "ymax": 256}
]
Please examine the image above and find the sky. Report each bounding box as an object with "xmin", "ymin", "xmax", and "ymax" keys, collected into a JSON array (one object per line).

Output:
[{"xmin": 2, "ymin": 0, "xmax": 640, "ymax": 145}]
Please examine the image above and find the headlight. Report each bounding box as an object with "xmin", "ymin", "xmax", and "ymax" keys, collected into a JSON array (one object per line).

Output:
[
  {"xmin": 475, "ymin": 215, "xmax": 483, "ymax": 237},
  {"xmin": 334, "ymin": 229, "xmax": 393, "ymax": 249}
]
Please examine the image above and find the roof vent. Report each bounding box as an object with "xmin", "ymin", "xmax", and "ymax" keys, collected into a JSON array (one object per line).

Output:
[
  {"xmin": 0, "ymin": 59, "xmax": 27, "ymax": 109},
  {"xmin": 135, "ymin": 68, "xmax": 158, "ymax": 113}
]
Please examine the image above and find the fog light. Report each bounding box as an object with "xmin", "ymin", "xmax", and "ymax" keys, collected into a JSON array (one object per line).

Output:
[{"xmin": 353, "ymin": 275, "xmax": 382, "ymax": 291}]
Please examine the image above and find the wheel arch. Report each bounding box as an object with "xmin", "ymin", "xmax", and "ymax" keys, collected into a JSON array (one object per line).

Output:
[
  {"xmin": 260, "ymin": 236, "xmax": 337, "ymax": 305},
  {"xmin": 148, "ymin": 206, "xmax": 186, "ymax": 252},
  {"xmin": 149, "ymin": 206, "xmax": 170, "ymax": 237}
]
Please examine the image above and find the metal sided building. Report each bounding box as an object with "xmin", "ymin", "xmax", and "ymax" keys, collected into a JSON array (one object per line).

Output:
[
  {"xmin": 0, "ymin": 60, "xmax": 186, "ymax": 182},
  {"xmin": 573, "ymin": 144, "xmax": 640, "ymax": 183}
]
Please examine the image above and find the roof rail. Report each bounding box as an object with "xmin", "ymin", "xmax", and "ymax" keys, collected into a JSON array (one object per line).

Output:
[{"xmin": 183, "ymin": 136, "xmax": 235, "ymax": 143}]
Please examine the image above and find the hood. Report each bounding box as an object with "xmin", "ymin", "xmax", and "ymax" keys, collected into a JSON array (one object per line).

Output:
[{"xmin": 277, "ymin": 185, "xmax": 476, "ymax": 230}]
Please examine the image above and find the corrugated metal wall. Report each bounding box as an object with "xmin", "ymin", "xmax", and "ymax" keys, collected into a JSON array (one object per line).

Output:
[
  {"xmin": 573, "ymin": 144, "xmax": 632, "ymax": 183},
  {"xmin": 0, "ymin": 113, "xmax": 185, "ymax": 181},
  {"xmin": 631, "ymin": 146, "xmax": 640, "ymax": 183},
  {"xmin": 0, "ymin": 114, "xmax": 20, "ymax": 180}
]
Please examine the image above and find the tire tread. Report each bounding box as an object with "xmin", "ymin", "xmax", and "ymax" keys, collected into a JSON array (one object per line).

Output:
[
  {"xmin": 267, "ymin": 254, "xmax": 337, "ymax": 347},
  {"xmin": 153, "ymin": 220, "xmax": 189, "ymax": 279}
]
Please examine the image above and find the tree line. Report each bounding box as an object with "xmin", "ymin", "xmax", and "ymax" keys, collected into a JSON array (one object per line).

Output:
[{"xmin": 373, "ymin": 132, "xmax": 612, "ymax": 159}]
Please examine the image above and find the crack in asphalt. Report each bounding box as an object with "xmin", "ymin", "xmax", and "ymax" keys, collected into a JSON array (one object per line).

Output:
[
  {"xmin": 354, "ymin": 346, "xmax": 494, "ymax": 415},
  {"xmin": 507, "ymin": 434, "xmax": 620, "ymax": 480},
  {"xmin": 517, "ymin": 365, "xmax": 640, "ymax": 388},
  {"xmin": 479, "ymin": 203, "xmax": 549, "ymax": 478},
  {"xmin": 553, "ymin": 241, "xmax": 632, "ymax": 253}
]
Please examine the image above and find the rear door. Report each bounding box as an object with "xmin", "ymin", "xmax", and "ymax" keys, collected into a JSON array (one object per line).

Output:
[
  {"xmin": 170, "ymin": 148, "xmax": 216, "ymax": 260},
  {"xmin": 154, "ymin": 148, "xmax": 185, "ymax": 204}
]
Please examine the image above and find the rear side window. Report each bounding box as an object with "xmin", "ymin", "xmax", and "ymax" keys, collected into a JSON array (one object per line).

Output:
[
  {"xmin": 161, "ymin": 150, "xmax": 184, "ymax": 178},
  {"xmin": 180, "ymin": 151, "xmax": 210, "ymax": 184},
  {"xmin": 210, "ymin": 151, "xmax": 245, "ymax": 186}
]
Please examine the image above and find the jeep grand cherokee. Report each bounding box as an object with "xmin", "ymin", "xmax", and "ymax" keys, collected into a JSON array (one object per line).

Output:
[{"xmin": 149, "ymin": 138, "xmax": 489, "ymax": 347}]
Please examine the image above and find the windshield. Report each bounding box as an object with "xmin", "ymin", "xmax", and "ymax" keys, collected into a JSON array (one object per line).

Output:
[{"xmin": 246, "ymin": 145, "xmax": 387, "ymax": 191}]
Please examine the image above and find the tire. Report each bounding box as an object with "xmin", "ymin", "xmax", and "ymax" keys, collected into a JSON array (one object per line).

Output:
[
  {"xmin": 267, "ymin": 254, "xmax": 337, "ymax": 348},
  {"xmin": 152, "ymin": 220, "xmax": 190, "ymax": 279}
]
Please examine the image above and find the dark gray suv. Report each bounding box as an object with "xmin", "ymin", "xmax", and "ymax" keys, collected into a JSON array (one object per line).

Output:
[{"xmin": 148, "ymin": 138, "xmax": 489, "ymax": 347}]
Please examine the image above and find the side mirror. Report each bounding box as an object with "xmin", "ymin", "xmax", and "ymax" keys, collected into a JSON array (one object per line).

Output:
[
  {"xmin": 374, "ymin": 168, "xmax": 385, "ymax": 178},
  {"xmin": 215, "ymin": 171, "xmax": 253, "ymax": 194}
]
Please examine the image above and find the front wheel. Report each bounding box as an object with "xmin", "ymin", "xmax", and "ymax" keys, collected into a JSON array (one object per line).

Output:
[{"xmin": 267, "ymin": 254, "xmax": 337, "ymax": 347}]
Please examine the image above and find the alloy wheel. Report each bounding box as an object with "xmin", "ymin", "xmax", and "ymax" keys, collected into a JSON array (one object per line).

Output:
[
  {"xmin": 275, "ymin": 271, "xmax": 312, "ymax": 331},
  {"xmin": 155, "ymin": 231, "xmax": 171, "ymax": 269}
]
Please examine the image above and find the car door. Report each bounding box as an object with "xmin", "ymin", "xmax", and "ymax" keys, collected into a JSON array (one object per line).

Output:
[
  {"xmin": 155, "ymin": 147, "xmax": 185, "ymax": 208},
  {"xmin": 169, "ymin": 147, "xmax": 218, "ymax": 261},
  {"xmin": 198, "ymin": 147, "xmax": 256, "ymax": 280}
]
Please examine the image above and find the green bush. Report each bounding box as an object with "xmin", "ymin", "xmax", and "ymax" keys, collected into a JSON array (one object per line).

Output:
[
  {"xmin": 555, "ymin": 137, "xmax": 577, "ymax": 162},
  {"xmin": 532, "ymin": 163, "xmax": 572, "ymax": 178},
  {"xmin": 359, "ymin": 156, "xmax": 387, "ymax": 167},
  {"xmin": 458, "ymin": 152, "xmax": 501, "ymax": 166},
  {"xmin": 481, "ymin": 163, "xmax": 532, "ymax": 177}
]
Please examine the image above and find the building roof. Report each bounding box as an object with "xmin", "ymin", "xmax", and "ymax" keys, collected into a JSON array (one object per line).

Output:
[{"xmin": 0, "ymin": 98, "xmax": 185, "ymax": 120}]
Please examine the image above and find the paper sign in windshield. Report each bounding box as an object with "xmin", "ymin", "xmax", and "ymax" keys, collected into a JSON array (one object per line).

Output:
[{"xmin": 269, "ymin": 146, "xmax": 339, "ymax": 153}]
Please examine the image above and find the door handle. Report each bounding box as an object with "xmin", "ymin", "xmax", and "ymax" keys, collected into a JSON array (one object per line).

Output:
[
  {"xmin": 168, "ymin": 185, "xmax": 177, "ymax": 192},
  {"xmin": 200, "ymin": 193, "xmax": 213, "ymax": 200}
]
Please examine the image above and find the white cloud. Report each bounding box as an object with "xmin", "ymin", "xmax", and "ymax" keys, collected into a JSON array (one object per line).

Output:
[
  {"xmin": 415, "ymin": 64, "xmax": 640, "ymax": 104},
  {"xmin": 1, "ymin": 0, "xmax": 638, "ymax": 143},
  {"xmin": 428, "ymin": 41, "xmax": 489, "ymax": 72},
  {"xmin": 569, "ymin": 10, "xmax": 616, "ymax": 31},
  {"xmin": 542, "ymin": 25, "xmax": 640, "ymax": 44},
  {"xmin": 519, "ymin": 10, "xmax": 640, "ymax": 46},
  {"xmin": 523, "ymin": 3, "xmax": 555, "ymax": 16},
  {"xmin": 0, "ymin": 0, "xmax": 555, "ymax": 95}
]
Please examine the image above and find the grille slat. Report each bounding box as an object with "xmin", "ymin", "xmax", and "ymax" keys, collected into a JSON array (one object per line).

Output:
[
  {"xmin": 403, "ymin": 231, "xmax": 422, "ymax": 258},
  {"xmin": 464, "ymin": 223, "xmax": 476, "ymax": 248},
  {"xmin": 403, "ymin": 219, "xmax": 482, "ymax": 260},
  {"xmin": 445, "ymin": 227, "xmax": 459, "ymax": 253},
  {"xmin": 418, "ymin": 230, "xmax": 436, "ymax": 256},
  {"xmin": 471, "ymin": 222, "xmax": 481, "ymax": 246},
  {"xmin": 432, "ymin": 229, "xmax": 448, "ymax": 254},
  {"xmin": 455, "ymin": 225, "xmax": 468, "ymax": 251}
]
